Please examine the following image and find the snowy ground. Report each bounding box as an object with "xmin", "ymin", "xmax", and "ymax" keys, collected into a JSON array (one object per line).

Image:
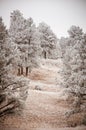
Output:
[{"xmin": 0, "ymin": 59, "xmax": 86, "ymax": 130}]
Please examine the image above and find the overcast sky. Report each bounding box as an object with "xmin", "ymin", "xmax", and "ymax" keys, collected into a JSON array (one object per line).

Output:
[{"xmin": 0, "ymin": 0, "xmax": 86, "ymax": 38}]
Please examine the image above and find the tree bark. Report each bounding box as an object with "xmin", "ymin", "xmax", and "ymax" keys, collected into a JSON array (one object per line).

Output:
[
  {"xmin": 44, "ymin": 51, "xmax": 46, "ymax": 59},
  {"xmin": 21, "ymin": 66, "xmax": 23, "ymax": 75},
  {"xmin": 26, "ymin": 67, "xmax": 28, "ymax": 76},
  {"xmin": 17, "ymin": 68, "xmax": 21, "ymax": 76},
  {"xmin": 0, "ymin": 98, "xmax": 19, "ymax": 117}
]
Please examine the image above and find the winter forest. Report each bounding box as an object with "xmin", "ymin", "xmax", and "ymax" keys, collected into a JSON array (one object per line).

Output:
[{"xmin": 0, "ymin": 10, "xmax": 86, "ymax": 130}]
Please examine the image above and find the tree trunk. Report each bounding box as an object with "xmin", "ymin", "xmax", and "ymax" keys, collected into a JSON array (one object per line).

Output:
[
  {"xmin": 26, "ymin": 67, "xmax": 28, "ymax": 76},
  {"xmin": 0, "ymin": 96, "xmax": 19, "ymax": 117},
  {"xmin": 17, "ymin": 68, "xmax": 21, "ymax": 76},
  {"xmin": 44, "ymin": 51, "xmax": 46, "ymax": 59},
  {"xmin": 29, "ymin": 68, "xmax": 32, "ymax": 73},
  {"xmin": 21, "ymin": 66, "xmax": 23, "ymax": 75}
]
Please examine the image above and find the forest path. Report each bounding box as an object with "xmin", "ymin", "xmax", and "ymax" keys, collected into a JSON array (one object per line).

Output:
[
  {"xmin": 23, "ymin": 59, "xmax": 68, "ymax": 128},
  {"xmin": 1, "ymin": 59, "xmax": 86, "ymax": 130}
]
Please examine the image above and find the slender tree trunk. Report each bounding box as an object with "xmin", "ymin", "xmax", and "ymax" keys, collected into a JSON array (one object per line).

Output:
[
  {"xmin": 21, "ymin": 66, "xmax": 23, "ymax": 75},
  {"xmin": 17, "ymin": 68, "xmax": 21, "ymax": 76},
  {"xmin": 44, "ymin": 51, "xmax": 46, "ymax": 59},
  {"xmin": 29, "ymin": 68, "xmax": 31, "ymax": 73},
  {"xmin": 26, "ymin": 67, "xmax": 28, "ymax": 76}
]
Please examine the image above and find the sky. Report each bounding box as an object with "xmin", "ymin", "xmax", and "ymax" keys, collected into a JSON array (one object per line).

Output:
[{"xmin": 0, "ymin": 0, "xmax": 86, "ymax": 38}]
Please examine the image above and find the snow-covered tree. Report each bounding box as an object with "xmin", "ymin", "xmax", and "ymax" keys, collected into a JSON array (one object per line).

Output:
[
  {"xmin": 0, "ymin": 17, "xmax": 8, "ymax": 86},
  {"xmin": 38, "ymin": 22, "xmax": 58, "ymax": 59},
  {"xmin": 9, "ymin": 10, "xmax": 41, "ymax": 76},
  {"xmin": 0, "ymin": 17, "xmax": 29, "ymax": 116},
  {"xmin": 61, "ymin": 26, "xmax": 86, "ymax": 113},
  {"xmin": 59, "ymin": 37, "xmax": 69, "ymax": 58},
  {"xmin": 68, "ymin": 25, "xmax": 83, "ymax": 38}
]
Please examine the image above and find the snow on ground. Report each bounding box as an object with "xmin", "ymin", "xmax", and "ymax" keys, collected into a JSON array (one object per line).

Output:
[{"xmin": 1, "ymin": 58, "xmax": 86, "ymax": 130}]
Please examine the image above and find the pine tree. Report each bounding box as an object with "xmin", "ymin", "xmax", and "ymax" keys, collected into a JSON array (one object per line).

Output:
[
  {"xmin": 0, "ymin": 17, "xmax": 29, "ymax": 117},
  {"xmin": 9, "ymin": 10, "xmax": 41, "ymax": 76},
  {"xmin": 0, "ymin": 17, "xmax": 8, "ymax": 88},
  {"xmin": 38, "ymin": 22, "xmax": 58, "ymax": 59},
  {"xmin": 61, "ymin": 26, "xmax": 86, "ymax": 114}
]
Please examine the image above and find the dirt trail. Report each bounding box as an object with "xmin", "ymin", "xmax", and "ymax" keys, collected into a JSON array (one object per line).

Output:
[
  {"xmin": 24, "ymin": 59, "xmax": 68, "ymax": 128},
  {"xmin": 0, "ymin": 59, "xmax": 86, "ymax": 130}
]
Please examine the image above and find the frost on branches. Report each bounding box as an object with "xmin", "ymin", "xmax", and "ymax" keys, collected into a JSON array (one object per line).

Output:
[
  {"xmin": 1, "ymin": 9, "xmax": 86, "ymax": 118},
  {"xmin": 9, "ymin": 10, "xmax": 41, "ymax": 76},
  {"xmin": 60, "ymin": 26, "xmax": 86, "ymax": 113},
  {"xmin": 38, "ymin": 22, "xmax": 59, "ymax": 59},
  {"xmin": 0, "ymin": 10, "xmax": 60, "ymax": 117},
  {"xmin": 0, "ymin": 17, "xmax": 29, "ymax": 117}
]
